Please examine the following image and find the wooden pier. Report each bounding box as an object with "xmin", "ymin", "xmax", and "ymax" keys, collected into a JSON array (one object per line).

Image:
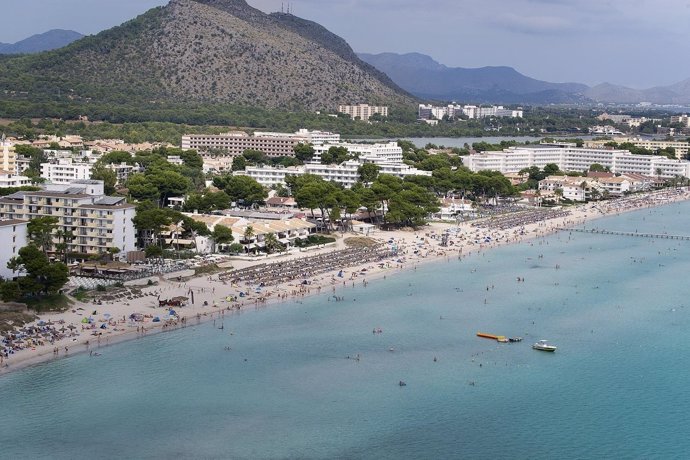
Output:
[{"xmin": 560, "ymin": 228, "xmax": 690, "ymax": 241}]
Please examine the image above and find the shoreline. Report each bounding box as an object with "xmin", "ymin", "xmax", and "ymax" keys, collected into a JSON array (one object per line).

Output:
[{"xmin": 3, "ymin": 187, "xmax": 690, "ymax": 376}]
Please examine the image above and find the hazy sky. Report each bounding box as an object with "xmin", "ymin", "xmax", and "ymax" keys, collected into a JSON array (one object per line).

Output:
[{"xmin": 2, "ymin": 0, "xmax": 688, "ymax": 89}]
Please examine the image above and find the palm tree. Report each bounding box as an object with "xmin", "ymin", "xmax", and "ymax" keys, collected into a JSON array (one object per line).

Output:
[
  {"xmin": 264, "ymin": 233, "xmax": 283, "ymax": 254},
  {"xmin": 243, "ymin": 225, "xmax": 254, "ymax": 253},
  {"xmin": 554, "ymin": 188, "xmax": 563, "ymax": 204},
  {"xmin": 54, "ymin": 229, "xmax": 75, "ymax": 263}
]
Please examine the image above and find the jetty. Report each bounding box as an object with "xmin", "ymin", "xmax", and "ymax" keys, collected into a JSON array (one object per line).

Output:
[{"xmin": 562, "ymin": 228, "xmax": 690, "ymax": 241}]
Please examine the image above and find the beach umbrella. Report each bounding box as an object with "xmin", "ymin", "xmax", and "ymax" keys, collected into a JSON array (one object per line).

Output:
[{"xmin": 67, "ymin": 324, "xmax": 76, "ymax": 330}]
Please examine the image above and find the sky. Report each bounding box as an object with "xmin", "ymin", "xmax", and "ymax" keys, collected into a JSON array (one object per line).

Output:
[{"xmin": 2, "ymin": 0, "xmax": 689, "ymax": 89}]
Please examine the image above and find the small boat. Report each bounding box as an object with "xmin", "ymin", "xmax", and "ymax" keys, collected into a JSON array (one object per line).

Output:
[
  {"xmin": 509, "ymin": 337, "xmax": 523, "ymax": 342},
  {"xmin": 532, "ymin": 340, "xmax": 557, "ymax": 352},
  {"xmin": 399, "ymin": 380, "xmax": 407, "ymax": 387}
]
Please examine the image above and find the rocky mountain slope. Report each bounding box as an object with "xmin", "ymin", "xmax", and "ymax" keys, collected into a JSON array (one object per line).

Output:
[{"xmin": 0, "ymin": 0, "xmax": 413, "ymax": 110}]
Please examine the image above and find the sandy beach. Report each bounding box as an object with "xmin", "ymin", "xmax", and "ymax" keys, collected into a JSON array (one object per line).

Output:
[{"xmin": 3, "ymin": 187, "xmax": 689, "ymax": 375}]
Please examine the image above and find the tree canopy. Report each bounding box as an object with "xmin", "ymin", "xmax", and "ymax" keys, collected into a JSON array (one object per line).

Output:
[
  {"xmin": 212, "ymin": 175, "xmax": 267, "ymax": 208},
  {"xmin": 1, "ymin": 244, "xmax": 69, "ymax": 301}
]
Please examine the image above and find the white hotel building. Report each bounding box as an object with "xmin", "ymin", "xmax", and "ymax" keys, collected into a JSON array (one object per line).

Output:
[
  {"xmin": 0, "ymin": 219, "xmax": 28, "ymax": 280},
  {"xmin": 338, "ymin": 104, "xmax": 388, "ymax": 121},
  {"xmin": 466, "ymin": 144, "xmax": 690, "ymax": 179},
  {"xmin": 40, "ymin": 158, "xmax": 93, "ymax": 184},
  {"xmin": 237, "ymin": 141, "xmax": 431, "ymax": 188},
  {"xmin": 181, "ymin": 129, "xmax": 339, "ymax": 156},
  {"xmin": 0, "ymin": 180, "xmax": 136, "ymax": 258}
]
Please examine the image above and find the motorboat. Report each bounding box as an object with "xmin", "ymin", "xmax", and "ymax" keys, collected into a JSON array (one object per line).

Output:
[{"xmin": 532, "ymin": 340, "xmax": 557, "ymax": 352}]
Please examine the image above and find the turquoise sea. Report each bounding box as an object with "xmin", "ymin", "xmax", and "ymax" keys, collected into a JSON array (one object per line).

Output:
[{"xmin": 3, "ymin": 201, "xmax": 690, "ymax": 459}]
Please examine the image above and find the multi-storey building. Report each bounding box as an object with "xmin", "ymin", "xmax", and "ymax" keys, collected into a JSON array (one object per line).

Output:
[
  {"xmin": 0, "ymin": 171, "xmax": 32, "ymax": 188},
  {"xmin": 0, "ymin": 219, "xmax": 28, "ymax": 280},
  {"xmin": 597, "ymin": 113, "xmax": 631, "ymax": 124},
  {"xmin": 40, "ymin": 158, "xmax": 92, "ymax": 184},
  {"xmin": 312, "ymin": 142, "xmax": 403, "ymax": 163},
  {"xmin": 0, "ymin": 180, "xmax": 136, "ymax": 258},
  {"xmin": 181, "ymin": 129, "xmax": 339, "ymax": 156},
  {"xmin": 338, "ymin": 104, "xmax": 388, "ymax": 121},
  {"xmin": 418, "ymin": 104, "xmax": 523, "ymax": 120},
  {"xmin": 181, "ymin": 131, "xmax": 304, "ymax": 156},
  {"xmin": 670, "ymin": 114, "xmax": 690, "ymax": 127},
  {"xmin": 586, "ymin": 137, "xmax": 690, "ymax": 160},
  {"xmin": 238, "ymin": 161, "xmax": 431, "ymax": 189},
  {"xmin": 466, "ymin": 144, "xmax": 690, "ymax": 178},
  {"xmin": 538, "ymin": 176, "xmax": 602, "ymax": 201},
  {"xmin": 236, "ymin": 139, "xmax": 428, "ymax": 188},
  {"xmin": 254, "ymin": 129, "xmax": 340, "ymax": 144},
  {"xmin": 1, "ymin": 138, "xmax": 17, "ymax": 173},
  {"xmin": 104, "ymin": 162, "xmax": 140, "ymax": 185}
]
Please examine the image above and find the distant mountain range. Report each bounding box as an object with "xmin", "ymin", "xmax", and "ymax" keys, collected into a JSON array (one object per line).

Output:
[
  {"xmin": 585, "ymin": 80, "xmax": 690, "ymax": 105},
  {"xmin": 359, "ymin": 52, "xmax": 690, "ymax": 106},
  {"xmin": 0, "ymin": 29, "xmax": 83, "ymax": 54},
  {"xmin": 0, "ymin": 0, "xmax": 412, "ymax": 111},
  {"xmin": 358, "ymin": 52, "xmax": 589, "ymax": 104},
  {"xmin": 4, "ymin": 9, "xmax": 690, "ymax": 110}
]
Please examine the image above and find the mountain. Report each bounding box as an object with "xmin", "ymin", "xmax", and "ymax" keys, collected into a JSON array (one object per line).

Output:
[
  {"xmin": 358, "ymin": 52, "xmax": 590, "ymax": 104},
  {"xmin": 0, "ymin": 30, "xmax": 84, "ymax": 54},
  {"xmin": 585, "ymin": 79, "xmax": 690, "ymax": 105},
  {"xmin": 0, "ymin": 0, "xmax": 413, "ymax": 111}
]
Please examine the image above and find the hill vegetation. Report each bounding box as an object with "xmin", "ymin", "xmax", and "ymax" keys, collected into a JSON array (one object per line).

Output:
[{"xmin": 0, "ymin": 0, "xmax": 412, "ymax": 114}]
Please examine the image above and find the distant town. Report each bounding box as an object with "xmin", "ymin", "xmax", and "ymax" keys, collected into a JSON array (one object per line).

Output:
[{"xmin": 1, "ymin": 105, "xmax": 690, "ymax": 289}]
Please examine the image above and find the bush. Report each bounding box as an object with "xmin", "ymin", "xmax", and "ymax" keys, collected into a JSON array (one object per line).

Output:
[
  {"xmin": 294, "ymin": 235, "xmax": 336, "ymax": 248},
  {"xmin": 72, "ymin": 287, "xmax": 88, "ymax": 302}
]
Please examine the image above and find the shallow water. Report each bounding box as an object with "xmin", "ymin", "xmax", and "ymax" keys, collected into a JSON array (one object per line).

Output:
[{"xmin": 2, "ymin": 201, "xmax": 690, "ymax": 459}]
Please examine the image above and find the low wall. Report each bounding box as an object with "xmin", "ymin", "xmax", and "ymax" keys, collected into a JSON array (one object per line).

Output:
[
  {"xmin": 0, "ymin": 302, "xmax": 29, "ymax": 313},
  {"xmin": 299, "ymin": 242, "xmax": 337, "ymax": 252}
]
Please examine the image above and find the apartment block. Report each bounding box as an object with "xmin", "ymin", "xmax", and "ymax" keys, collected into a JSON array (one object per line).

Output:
[
  {"xmin": 0, "ymin": 180, "xmax": 136, "ymax": 258},
  {"xmin": 1, "ymin": 138, "xmax": 17, "ymax": 174},
  {"xmin": 338, "ymin": 104, "xmax": 389, "ymax": 121},
  {"xmin": 41, "ymin": 158, "xmax": 92, "ymax": 184},
  {"xmin": 181, "ymin": 131, "xmax": 303, "ymax": 156},
  {"xmin": 670, "ymin": 114, "xmax": 690, "ymax": 127},
  {"xmin": 466, "ymin": 145, "xmax": 690, "ymax": 178},
  {"xmin": 181, "ymin": 129, "xmax": 339, "ymax": 156},
  {"xmin": 419, "ymin": 104, "xmax": 523, "ymax": 120},
  {"xmin": 0, "ymin": 219, "xmax": 28, "ymax": 280},
  {"xmin": 0, "ymin": 171, "xmax": 32, "ymax": 188}
]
